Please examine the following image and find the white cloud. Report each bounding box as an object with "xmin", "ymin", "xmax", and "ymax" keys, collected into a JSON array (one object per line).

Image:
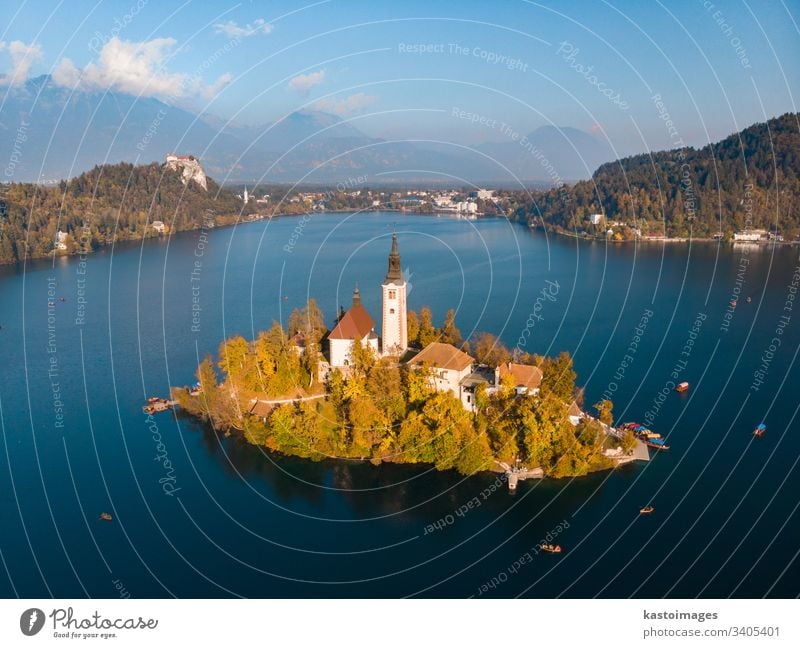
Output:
[
  {"xmin": 0, "ymin": 40, "xmax": 43, "ymax": 86},
  {"xmin": 311, "ymin": 92, "xmax": 376, "ymax": 116},
  {"xmin": 200, "ymin": 72, "xmax": 233, "ymax": 100},
  {"xmin": 52, "ymin": 37, "xmax": 231, "ymax": 100},
  {"xmin": 214, "ymin": 18, "xmax": 273, "ymax": 39},
  {"xmin": 288, "ymin": 69, "xmax": 325, "ymax": 95}
]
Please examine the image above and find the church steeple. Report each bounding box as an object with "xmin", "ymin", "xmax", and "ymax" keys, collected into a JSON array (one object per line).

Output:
[
  {"xmin": 381, "ymin": 231, "xmax": 407, "ymax": 356},
  {"xmin": 385, "ymin": 231, "xmax": 403, "ymax": 283},
  {"xmin": 352, "ymin": 285, "xmax": 361, "ymax": 307}
]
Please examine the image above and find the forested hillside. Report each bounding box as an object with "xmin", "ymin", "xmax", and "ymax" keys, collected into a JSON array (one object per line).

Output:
[
  {"xmin": 0, "ymin": 162, "xmax": 251, "ymax": 264},
  {"xmin": 518, "ymin": 112, "xmax": 800, "ymax": 238}
]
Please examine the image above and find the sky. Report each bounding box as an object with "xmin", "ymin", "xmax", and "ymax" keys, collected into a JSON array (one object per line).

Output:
[{"xmin": 1, "ymin": 0, "xmax": 799, "ymax": 157}]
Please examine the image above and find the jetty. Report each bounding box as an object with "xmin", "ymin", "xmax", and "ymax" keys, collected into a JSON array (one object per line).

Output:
[{"xmin": 497, "ymin": 461, "xmax": 544, "ymax": 491}]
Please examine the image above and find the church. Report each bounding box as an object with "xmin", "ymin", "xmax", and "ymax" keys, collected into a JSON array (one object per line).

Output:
[{"xmin": 326, "ymin": 232, "xmax": 408, "ymax": 368}]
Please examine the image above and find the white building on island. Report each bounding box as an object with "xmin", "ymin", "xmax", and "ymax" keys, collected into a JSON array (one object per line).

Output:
[{"xmin": 381, "ymin": 232, "xmax": 408, "ymax": 357}]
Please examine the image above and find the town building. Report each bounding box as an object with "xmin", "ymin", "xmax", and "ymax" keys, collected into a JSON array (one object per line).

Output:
[
  {"xmin": 588, "ymin": 213, "xmax": 604, "ymax": 226},
  {"xmin": 734, "ymin": 229, "xmax": 767, "ymax": 241},
  {"xmin": 495, "ymin": 362, "xmax": 543, "ymax": 396}
]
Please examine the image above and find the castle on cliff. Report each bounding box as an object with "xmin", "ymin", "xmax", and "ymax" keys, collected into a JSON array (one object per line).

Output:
[{"xmin": 164, "ymin": 154, "xmax": 207, "ymax": 191}]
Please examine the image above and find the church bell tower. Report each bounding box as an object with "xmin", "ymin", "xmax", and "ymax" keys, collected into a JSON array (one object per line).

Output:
[{"xmin": 381, "ymin": 232, "xmax": 407, "ymax": 356}]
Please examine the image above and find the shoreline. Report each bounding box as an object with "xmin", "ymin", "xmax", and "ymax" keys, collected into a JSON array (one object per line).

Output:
[
  {"xmin": 8, "ymin": 207, "xmax": 795, "ymax": 270},
  {"xmin": 0, "ymin": 208, "xmax": 503, "ymax": 268},
  {"xmin": 535, "ymin": 224, "xmax": 798, "ymax": 246},
  {"xmin": 179, "ymin": 404, "xmax": 635, "ymax": 485}
]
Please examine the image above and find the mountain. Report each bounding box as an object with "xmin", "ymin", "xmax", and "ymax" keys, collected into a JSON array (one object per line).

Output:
[
  {"xmin": 0, "ymin": 76, "xmax": 613, "ymax": 185},
  {"xmin": 0, "ymin": 75, "xmax": 242, "ymax": 181},
  {"xmin": 518, "ymin": 113, "xmax": 800, "ymax": 238},
  {"xmin": 476, "ymin": 126, "xmax": 615, "ymax": 183}
]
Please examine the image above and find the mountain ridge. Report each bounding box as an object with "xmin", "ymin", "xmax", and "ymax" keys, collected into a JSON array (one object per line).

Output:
[{"xmin": 1, "ymin": 75, "xmax": 611, "ymax": 184}]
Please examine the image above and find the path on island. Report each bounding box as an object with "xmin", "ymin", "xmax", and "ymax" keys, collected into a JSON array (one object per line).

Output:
[{"xmin": 250, "ymin": 393, "xmax": 326, "ymax": 406}]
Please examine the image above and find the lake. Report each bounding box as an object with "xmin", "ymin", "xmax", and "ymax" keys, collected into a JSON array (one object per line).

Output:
[{"xmin": 1, "ymin": 211, "xmax": 799, "ymax": 598}]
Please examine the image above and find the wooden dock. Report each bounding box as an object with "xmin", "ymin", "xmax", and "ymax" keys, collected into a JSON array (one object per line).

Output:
[{"xmin": 497, "ymin": 461, "xmax": 544, "ymax": 491}]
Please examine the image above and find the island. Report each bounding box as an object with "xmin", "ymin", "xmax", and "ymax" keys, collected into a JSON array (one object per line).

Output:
[{"xmin": 173, "ymin": 233, "xmax": 645, "ymax": 481}]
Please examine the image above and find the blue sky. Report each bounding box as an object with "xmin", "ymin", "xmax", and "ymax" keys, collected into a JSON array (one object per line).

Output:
[{"xmin": 2, "ymin": 0, "xmax": 799, "ymax": 156}]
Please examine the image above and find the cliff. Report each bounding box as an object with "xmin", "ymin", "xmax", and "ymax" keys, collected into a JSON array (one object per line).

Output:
[{"xmin": 164, "ymin": 154, "xmax": 208, "ymax": 191}]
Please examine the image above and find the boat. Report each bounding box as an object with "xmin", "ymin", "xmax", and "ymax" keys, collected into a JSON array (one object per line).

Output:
[
  {"xmin": 539, "ymin": 544, "xmax": 562, "ymax": 554},
  {"xmin": 646, "ymin": 439, "xmax": 670, "ymax": 450},
  {"xmin": 753, "ymin": 423, "xmax": 767, "ymax": 437},
  {"xmin": 639, "ymin": 506, "xmax": 655, "ymax": 514},
  {"xmin": 746, "ymin": 296, "xmax": 752, "ymax": 304},
  {"xmin": 143, "ymin": 397, "xmax": 177, "ymax": 415},
  {"xmin": 731, "ymin": 299, "xmax": 737, "ymax": 308},
  {"xmin": 99, "ymin": 512, "xmax": 113, "ymax": 521},
  {"xmin": 675, "ymin": 381, "xmax": 689, "ymax": 393}
]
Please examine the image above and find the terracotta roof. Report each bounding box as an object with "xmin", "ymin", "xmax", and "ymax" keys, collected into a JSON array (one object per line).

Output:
[
  {"xmin": 567, "ymin": 400, "xmax": 582, "ymax": 417},
  {"xmin": 498, "ymin": 362, "xmax": 543, "ymax": 389},
  {"xmin": 409, "ymin": 342, "xmax": 474, "ymax": 371},
  {"xmin": 328, "ymin": 304, "xmax": 375, "ymax": 340}
]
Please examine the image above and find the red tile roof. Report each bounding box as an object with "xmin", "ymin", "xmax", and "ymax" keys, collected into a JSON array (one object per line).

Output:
[
  {"xmin": 498, "ymin": 362, "xmax": 543, "ymax": 389},
  {"xmin": 409, "ymin": 342, "xmax": 474, "ymax": 371},
  {"xmin": 328, "ymin": 304, "xmax": 375, "ymax": 340}
]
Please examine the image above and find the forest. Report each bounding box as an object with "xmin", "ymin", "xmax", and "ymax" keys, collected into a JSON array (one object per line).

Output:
[
  {"xmin": 0, "ymin": 161, "xmax": 253, "ymax": 265},
  {"xmin": 514, "ymin": 112, "xmax": 800, "ymax": 239},
  {"xmin": 173, "ymin": 301, "xmax": 632, "ymax": 478}
]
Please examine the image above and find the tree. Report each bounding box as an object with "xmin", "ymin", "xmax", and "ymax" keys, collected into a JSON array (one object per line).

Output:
[
  {"xmin": 367, "ymin": 359, "xmax": 404, "ymax": 421},
  {"xmin": 397, "ymin": 412, "xmax": 436, "ymax": 463},
  {"xmin": 217, "ymin": 336, "xmax": 250, "ymax": 385},
  {"xmin": 407, "ymin": 310, "xmax": 420, "ymax": 346},
  {"xmin": 287, "ymin": 308, "xmax": 304, "ymax": 337},
  {"xmin": 418, "ymin": 306, "xmax": 437, "ymax": 347},
  {"xmin": 404, "ymin": 364, "xmax": 434, "ymax": 405},
  {"xmin": 350, "ymin": 336, "xmax": 376, "ymax": 376},
  {"xmin": 327, "ymin": 369, "xmax": 346, "ymax": 421},
  {"xmin": 455, "ymin": 428, "xmax": 494, "ymax": 475},
  {"xmin": 471, "ymin": 332, "xmax": 511, "ymax": 366},
  {"xmin": 287, "ymin": 299, "xmax": 326, "ymax": 341},
  {"xmin": 540, "ymin": 351, "xmax": 577, "ymax": 402},
  {"xmin": 594, "ymin": 399, "xmax": 614, "ymax": 426},
  {"xmin": 440, "ymin": 308, "xmax": 462, "ymax": 345},
  {"xmin": 620, "ymin": 429, "xmax": 637, "ymax": 455}
]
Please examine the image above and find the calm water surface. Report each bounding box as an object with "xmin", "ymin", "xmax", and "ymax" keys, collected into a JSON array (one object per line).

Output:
[{"xmin": 1, "ymin": 212, "xmax": 799, "ymax": 597}]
